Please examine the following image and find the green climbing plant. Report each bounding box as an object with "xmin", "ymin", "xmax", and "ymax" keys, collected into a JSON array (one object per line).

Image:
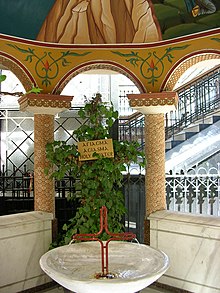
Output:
[
  {"xmin": 45, "ymin": 93, "xmax": 145, "ymax": 247},
  {"xmin": 0, "ymin": 74, "xmax": 6, "ymax": 83},
  {"xmin": 0, "ymin": 73, "xmax": 42, "ymax": 95}
]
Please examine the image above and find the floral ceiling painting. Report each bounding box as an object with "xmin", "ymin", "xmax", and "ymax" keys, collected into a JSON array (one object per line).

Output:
[{"xmin": 0, "ymin": 0, "xmax": 219, "ymax": 44}]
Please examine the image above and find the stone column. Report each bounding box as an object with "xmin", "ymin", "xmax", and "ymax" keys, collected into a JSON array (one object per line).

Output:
[
  {"xmin": 18, "ymin": 94, "xmax": 72, "ymax": 218},
  {"xmin": 127, "ymin": 92, "xmax": 178, "ymax": 244},
  {"xmin": 34, "ymin": 114, "xmax": 54, "ymax": 213},
  {"xmin": 145, "ymin": 113, "xmax": 166, "ymax": 215}
]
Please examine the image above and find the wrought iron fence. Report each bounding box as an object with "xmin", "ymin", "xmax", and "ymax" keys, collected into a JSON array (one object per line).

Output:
[
  {"xmin": 122, "ymin": 172, "xmax": 145, "ymax": 243},
  {"xmin": 1, "ymin": 162, "xmax": 220, "ymax": 243},
  {"xmin": 166, "ymin": 165, "xmax": 220, "ymax": 216},
  {"xmin": 0, "ymin": 164, "xmax": 145, "ymax": 242},
  {"xmin": 0, "ymin": 164, "xmax": 33, "ymax": 197}
]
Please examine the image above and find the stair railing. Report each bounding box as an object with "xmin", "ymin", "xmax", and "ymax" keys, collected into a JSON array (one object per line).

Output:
[
  {"xmin": 118, "ymin": 65, "xmax": 220, "ymax": 148},
  {"xmin": 166, "ymin": 93, "xmax": 220, "ymax": 140}
]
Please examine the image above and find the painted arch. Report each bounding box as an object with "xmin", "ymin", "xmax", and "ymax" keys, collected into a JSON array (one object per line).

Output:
[
  {"xmin": 53, "ymin": 61, "xmax": 146, "ymax": 95},
  {"xmin": 0, "ymin": 29, "xmax": 219, "ymax": 94},
  {"xmin": 163, "ymin": 50, "xmax": 220, "ymax": 91},
  {"xmin": 0, "ymin": 55, "xmax": 35, "ymax": 91}
]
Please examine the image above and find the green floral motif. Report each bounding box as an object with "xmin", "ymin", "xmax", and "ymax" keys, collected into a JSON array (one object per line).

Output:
[
  {"xmin": 112, "ymin": 45, "xmax": 190, "ymax": 86},
  {"xmin": 211, "ymin": 38, "xmax": 220, "ymax": 42},
  {"xmin": 7, "ymin": 44, "xmax": 91, "ymax": 87}
]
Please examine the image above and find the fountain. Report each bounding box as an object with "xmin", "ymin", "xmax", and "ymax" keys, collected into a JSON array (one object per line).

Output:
[{"xmin": 40, "ymin": 207, "xmax": 169, "ymax": 293}]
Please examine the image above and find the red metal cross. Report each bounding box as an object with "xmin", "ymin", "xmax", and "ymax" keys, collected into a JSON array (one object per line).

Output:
[{"xmin": 72, "ymin": 206, "xmax": 136, "ymax": 277}]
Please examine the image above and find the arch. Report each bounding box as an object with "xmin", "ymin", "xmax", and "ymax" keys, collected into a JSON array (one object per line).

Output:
[
  {"xmin": 52, "ymin": 61, "xmax": 146, "ymax": 95},
  {"xmin": 162, "ymin": 50, "xmax": 220, "ymax": 91},
  {"xmin": 0, "ymin": 53, "xmax": 36, "ymax": 91}
]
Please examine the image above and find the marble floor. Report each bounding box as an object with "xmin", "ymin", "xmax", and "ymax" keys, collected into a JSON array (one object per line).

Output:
[{"xmin": 38, "ymin": 284, "xmax": 172, "ymax": 293}]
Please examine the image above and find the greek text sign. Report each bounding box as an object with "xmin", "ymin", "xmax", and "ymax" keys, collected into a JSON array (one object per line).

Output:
[{"xmin": 78, "ymin": 139, "xmax": 114, "ymax": 161}]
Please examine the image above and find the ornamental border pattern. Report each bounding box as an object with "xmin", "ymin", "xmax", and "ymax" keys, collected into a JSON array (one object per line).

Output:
[
  {"xmin": 20, "ymin": 99, "xmax": 71, "ymax": 110},
  {"xmin": 129, "ymin": 97, "xmax": 177, "ymax": 107}
]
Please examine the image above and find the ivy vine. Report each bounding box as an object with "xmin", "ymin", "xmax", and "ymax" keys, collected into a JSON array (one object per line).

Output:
[{"xmin": 45, "ymin": 93, "xmax": 145, "ymax": 247}]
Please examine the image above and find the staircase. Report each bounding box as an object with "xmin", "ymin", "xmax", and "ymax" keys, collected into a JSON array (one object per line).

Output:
[
  {"xmin": 165, "ymin": 110, "xmax": 220, "ymax": 173},
  {"xmin": 118, "ymin": 65, "xmax": 220, "ymax": 172},
  {"xmin": 165, "ymin": 111, "xmax": 220, "ymax": 152}
]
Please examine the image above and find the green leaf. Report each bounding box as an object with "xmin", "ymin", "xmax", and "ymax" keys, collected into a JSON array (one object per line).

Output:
[
  {"xmin": 64, "ymin": 236, "xmax": 71, "ymax": 245},
  {"xmin": 211, "ymin": 38, "xmax": 220, "ymax": 43},
  {"xmin": 7, "ymin": 44, "xmax": 35, "ymax": 54},
  {"xmin": 111, "ymin": 50, "xmax": 139, "ymax": 58},
  {"xmin": 26, "ymin": 86, "xmax": 42, "ymax": 94},
  {"xmin": 0, "ymin": 75, "xmax": 6, "ymax": 82},
  {"xmin": 166, "ymin": 45, "xmax": 190, "ymax": 53},
  {"xmin": 62, "ymin": 51, "xmax": 91, "ymax": 57}
]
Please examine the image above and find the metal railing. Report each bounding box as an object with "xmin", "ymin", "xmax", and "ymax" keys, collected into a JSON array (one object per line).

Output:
[
  {"xmin": 166, "ymin": 164, "xmax": 220, "ymax": 216},
  {"xmin": 0, "ymin": 164, "xmax": 34, "ymax": 198},
  {"xmin": 0, "ymin": 164, "xmax": 145, "ymax": 242},
  {"xmin": 118, "ymin": 65, "xmax": 220, "ymax": 147},
  {"xmin": 119, "ymin": 112, "xmax": 144, "ymax": 149}
]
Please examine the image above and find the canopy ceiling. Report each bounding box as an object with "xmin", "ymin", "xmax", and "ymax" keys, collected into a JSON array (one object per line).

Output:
[{"xmin": 0, "ymin": 0, "xmax": 219, "ymax": 43}]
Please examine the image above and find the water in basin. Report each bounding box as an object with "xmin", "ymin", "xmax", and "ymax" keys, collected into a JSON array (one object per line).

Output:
[{"xmin": 40, "ymin": 241, "xmax": 169, "ymax": 293}]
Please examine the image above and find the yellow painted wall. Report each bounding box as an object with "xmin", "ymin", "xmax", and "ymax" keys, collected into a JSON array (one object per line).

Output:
[{"xmin": 0, "ymin": 29, "xmax": 219, "ymax": 93}]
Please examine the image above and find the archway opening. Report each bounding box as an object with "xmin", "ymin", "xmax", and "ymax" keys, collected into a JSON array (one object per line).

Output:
[
  {"xmin": 174, "ymin": 59, "xmax": 220, "ymax": 90},
  {"xmin": 0, "ymin": 68, "xmax": 25, "ymax": 109},
  {"xmin": 60, "ymin": 69, "xmax": 140, "ymax": 116},
  {"xmin": 164, "ymin": 53, "xmax": 220, "ymax": 91}
]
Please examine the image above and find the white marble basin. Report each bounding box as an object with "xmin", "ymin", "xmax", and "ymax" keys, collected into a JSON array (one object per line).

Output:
[{"xmin": 40, "ymin": 241, "xmax": 169, "ymax": 293}]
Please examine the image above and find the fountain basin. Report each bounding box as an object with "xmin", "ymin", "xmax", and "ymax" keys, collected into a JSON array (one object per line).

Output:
[{"xmin": 40, "ymin": 241, "xmax": 169, "ymax": 293}]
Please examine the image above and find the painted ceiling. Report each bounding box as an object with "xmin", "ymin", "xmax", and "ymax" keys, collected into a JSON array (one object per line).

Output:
[{"xmin": 0, "ymin": 0, "xmax": 219, "ymax": 43}]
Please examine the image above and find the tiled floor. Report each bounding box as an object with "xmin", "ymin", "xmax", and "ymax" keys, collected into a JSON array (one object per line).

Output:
[{"xmin": 39, "ymin": 284, "xmax": 172, "ymax": 293}]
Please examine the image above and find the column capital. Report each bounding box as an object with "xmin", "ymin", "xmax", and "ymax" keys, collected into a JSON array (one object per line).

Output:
[
  {"xmin": 127, "ymin": 92, "xmax": 178, "ymax": 115},
  {"xmin": 18, "ymin": 93, "xmax": 73, "ymax": 115}
]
